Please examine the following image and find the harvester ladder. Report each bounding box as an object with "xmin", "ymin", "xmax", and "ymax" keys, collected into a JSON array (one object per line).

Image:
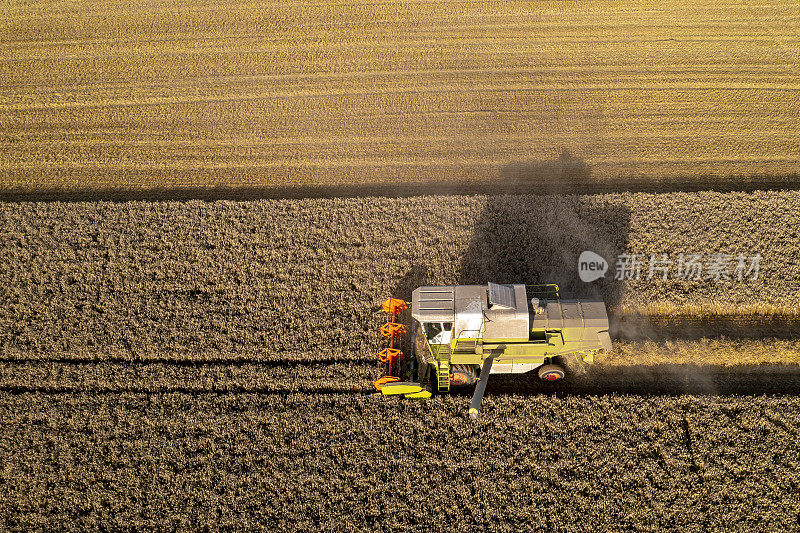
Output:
[
  {"xmin": 435, "ymin": 343, "xmax": 452, "ymax": 392},
  {"xmin": 437, "ymin": 360, "xmax": 450, "ymax": 392}
]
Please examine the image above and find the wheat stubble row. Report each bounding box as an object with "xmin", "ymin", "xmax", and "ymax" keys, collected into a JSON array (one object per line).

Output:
[{"xmin": 2, "ymin": 0, "xmax": 799, "ymax": 190}]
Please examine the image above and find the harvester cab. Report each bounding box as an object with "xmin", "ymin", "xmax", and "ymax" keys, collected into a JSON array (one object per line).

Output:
[{"xmin": 375, "ymin": 283, "xmax": 612, "ymax": 418}]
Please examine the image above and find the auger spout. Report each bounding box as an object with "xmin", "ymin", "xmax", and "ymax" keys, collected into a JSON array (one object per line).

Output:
[{"xmin": 469, "ymin": 356, "xmax": 495, "ymax": 420}]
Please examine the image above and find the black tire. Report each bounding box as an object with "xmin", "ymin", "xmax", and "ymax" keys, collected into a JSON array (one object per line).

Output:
[
  {"xmin": 450, "ymin": 364, "xmax": 479, "ymax": 387},
  {"xmin": 538, "ymin": 363, "xmax": 566, "ymax": 382}
]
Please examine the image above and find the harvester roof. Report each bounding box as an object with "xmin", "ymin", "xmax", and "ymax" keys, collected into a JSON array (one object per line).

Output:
[
  {"xmin": 412, "ymin": 283, "xmax": 610, "ymax": 342},
  {"xmin": 412, "ymin": 283, "xmax": 531, "ymax": 340}
]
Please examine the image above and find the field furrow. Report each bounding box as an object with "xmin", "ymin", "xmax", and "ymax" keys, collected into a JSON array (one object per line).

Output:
[{"xmin": 0, "ymin": 361, "xmax": 372, "ymax": 394}]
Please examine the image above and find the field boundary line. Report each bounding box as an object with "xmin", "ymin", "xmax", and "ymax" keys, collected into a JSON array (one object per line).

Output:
[{"xmin": 3, "ymin": 175, "xmax": 800, "ymax": 202}]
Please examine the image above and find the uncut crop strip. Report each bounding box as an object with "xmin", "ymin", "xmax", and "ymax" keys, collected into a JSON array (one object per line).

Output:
[
  {"xmin": 0, "ymin": 360, "xmax": 373, "ymax": 395},
  {"xmin": 2, "ymin": 0, "xmax": 799, "ymax": 191},
  {"xmin": 606, "ymin": 338, "xmax": 800, "ymax": 367},
  {"xmin": 1, "ymin": 392, "xmax": 799, "ymax": 529},
  {"xmin": 2, "ymin": 191, "xmax": 800, "ymax": 366}
]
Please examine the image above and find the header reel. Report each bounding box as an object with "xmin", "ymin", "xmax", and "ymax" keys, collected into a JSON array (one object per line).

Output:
[{"xmin": 373, "ymin": 297, "xmax": 431, "ymax": 399}]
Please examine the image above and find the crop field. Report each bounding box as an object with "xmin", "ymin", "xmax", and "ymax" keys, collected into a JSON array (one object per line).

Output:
[
  {"xmin": 2, "ymin": 393, "xmax": 800, "ymax": 530},
  {"xmin": 3, "ymin": 0, "xmax": 800, "ymax": 528},
  {"xmin": 1, "ymin": 192, "xmax": 800, "ymax": 527},
  {"xmin": 2, "ymin": 0, "xmax": 800, "ymax": 194},
  {"xmin": 4, "ymin": 191, "xmax": 800, "ymax": 365}
]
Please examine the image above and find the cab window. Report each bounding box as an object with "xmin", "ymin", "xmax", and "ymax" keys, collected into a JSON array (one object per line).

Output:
[
  {"xmin": 424, "ymin": 322, "xmax": 442, "ymax": 340},
  {"xmin": 424, "ymin": 322, "xmax": 453, "ymax": 342}
]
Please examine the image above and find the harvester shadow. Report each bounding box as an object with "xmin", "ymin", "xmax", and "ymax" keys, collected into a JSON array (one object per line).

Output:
[
  {"xmin": 497, "ymin": 149, "xmax": 593, "ymax": 195},
  {"xmin": 458, "ymin": 153, "xmax": 630, "ymax": 309},
  {"xmin": 460, "ymin": 155, "xmax": 800, "ymax": 342},
  {"xmin": 473, "ymin": 364, "xmax": 800, "ymax": 396},
  {"xmin": 392, "ymin": 264, "xmax": 429, "ymax": 303}
]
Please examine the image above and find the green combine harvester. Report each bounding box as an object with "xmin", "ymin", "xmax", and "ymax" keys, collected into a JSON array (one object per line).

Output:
[{"xmin": 375, "ymin": 283, "xmax": 612, "ymax": 419}]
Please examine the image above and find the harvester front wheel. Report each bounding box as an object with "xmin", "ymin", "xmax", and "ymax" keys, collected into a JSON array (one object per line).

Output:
[{"xmin": 538, "ymin": 363, "xmax": 566, "ymax": 382}]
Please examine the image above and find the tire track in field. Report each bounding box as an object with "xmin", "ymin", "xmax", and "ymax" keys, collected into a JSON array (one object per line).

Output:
[
  {"xmin": 6, "ymin": 83, "xmax": 800, "ymax": 111},
  {"xmin": 681, "ymin": 414, "xmax": 712, "ymax": 484},
  {"xmin": 761, "ymin": 409, "xmax": 800, "ymax": 437},
  {"xmin": 0, "ymin": 359, "xmax": 377, "ymax": 394},
  {"xmin": 9, "ymin": 130, "xmax": 799, "ymax": 147},
  {"xmin": 5, "ymin": 65, "xmax": 795, "ymax": 89},
  {"xmin": 7, "ymin": 157, "xmax": 799, "ymax": 170},
  {"xmin": 2, "ymin": 360, "xmax": 799, "ymax": 396}
]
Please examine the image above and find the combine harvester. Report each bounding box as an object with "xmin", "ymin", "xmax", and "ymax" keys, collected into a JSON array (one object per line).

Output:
[{"xmin": 375, "ymin": 283, "xmax": 612, "ymax": 419}]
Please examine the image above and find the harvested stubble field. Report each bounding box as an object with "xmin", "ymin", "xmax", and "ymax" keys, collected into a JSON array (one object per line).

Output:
[
  {"xmin": 2, "ymin": 192, "xmax": 800, "ymax": 527},
  {"xmin": 1, "ymin": 0, "xmax": 800, "ymax": 195}
]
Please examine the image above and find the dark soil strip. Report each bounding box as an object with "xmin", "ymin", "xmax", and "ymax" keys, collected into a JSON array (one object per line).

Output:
[
  {"xmin": 3, "ymin": 174, "xmax": 800, "ymax": 202},
  {"xmin": 611, "ymin": 314, "xmax": 800, "ymax": 340},
  {"xmin": 481, "ymin": 364, "xmax": 800, "ymax": 396}
]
